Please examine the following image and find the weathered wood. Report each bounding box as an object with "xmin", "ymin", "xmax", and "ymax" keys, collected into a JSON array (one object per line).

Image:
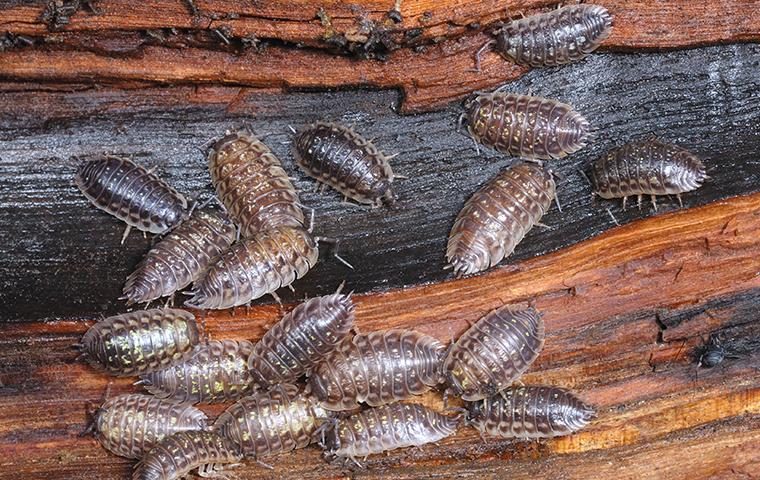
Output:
[
  {"xmin": 1, "ymin": 1, "xmax": 759, "ymax": 111},
  {"xmin": 2, "ymin": 44, "xmax": 759, "ymax": 321},
  {"xmin": 1, "ymin": 191, "xmax": 759, "ymax": 478}
]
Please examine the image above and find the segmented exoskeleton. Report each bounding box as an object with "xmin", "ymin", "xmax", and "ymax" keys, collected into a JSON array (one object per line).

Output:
[
  {"xmin": 91, "ymin": 393, "xmax": 208, "ymax": 459},
  {"xmin": 591, "ymin": 140, "xmax": 708, "ymax": 210},
  {"xmin": 75, "ymin": 156, "xmax": 187, "ymax": 243},
  {"xmin": 139, "ymin": 340, "xmax": 255, "ymax": 404},
  {"xmin": 213, "ymin": 384, "xmax": 333, "ymax": 459},
  {"xmin": 446, "ymin": 163, "xmax": 556, "ymax": 277},
  {"xmin": 78, "ymin": 309, "xmax": 200, "ymax": 376},
  {"xmin": 208, "ymin": 130, "xmax": 304, "ymax": 237},
  {"xmin": 322, "ymin": 403, "xmax": 460, "ymax": 463},
  {"xmin": 495, "ymin": 4, "xmax": 613, "ymax": 67},
  {"xmin": 132, "ymin": 431, "xmax": 242, "ymax": 480},
  {"xmin": 444, "ymin": 306, "xmax": 544, "ymax": 401},
  {"xmin": 293, "ymin": 121, "xmax": 397, "ymax": 206},
  {"xmin": 464, "ymin": 92, "xmax": 592, "ymax": 160},
  {"xmin": 308, "ymin": 329, "xmax": 446, "ymax": 411},
  {"xmin": 122, "ymin": 209, "xmax": 236, "ymax": 305},
  {"xmin": 185, "ymin": 226, "xmax": 318, "ymax": 309},
  {"xmin": 466, "ymin": 386, "xmax": 596, "ymax": 439},
  {"xmin": 247, "ymin": 291, "xmax": 355, "ymax": 389}
]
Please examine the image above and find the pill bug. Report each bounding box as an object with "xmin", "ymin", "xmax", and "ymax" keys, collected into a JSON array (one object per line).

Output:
[
  {"xmin": 247, "ymin": 290, "xmax": 355, "ymax": 389},
  {"xmin": 139, "ymin": 339, "xmax": 255, "ymax": 404},
  {"xmin": 464, "ymin": 92, "xmax": 592, "ymax": 160},
  {"xmin": 90, "ymin": 393, "xmax": 208, "ymax": 459},
  {"xmin": 322, "ymin": 403, "xmax": 460, "ymax": 463},
  {"xmin": 446, "ymin": 163, "xmax": 555, "ymax": 277},
  {"xmin": 494, "ymin": 4, "xmax": 613, "ymax": 68},
  {"xmin": 132, "ymin": 430, "xmax": 242, "ymax": 480},
  {"xmin": 184, "ymin": 226, "xmax": 318, "ymax": 309},
  {"xmin": 466, "ymin": 386, "xmax": 596, "ymax": 439},
  {"xmin": 208, "ymin": 130, "xmax": 304, "ymax": 237},
  {"xmin": 591, "ymin": 140, "xmax": 708, "ymax": 210},
  {"xmin": 293, "ymin": 121, "xmax": 397, "ymax": 206},
  {"xmin": 75, "ymin": 156, "xmax": 187, "ymax": 243},
  {"xmin": 122, "ymin": 209, "xmax": 237, "ymax": 305},
  {"xmin": 308, "ymin": 329, "xmax": 446, "ymax": 411},
  {"xmin": 444, "ymin": 305, "xmax": 545, "ymax": 401},
  {"xmin": 213, "ymin": 384, "xmax": 333, "ymax": 459},
  {"xmin": 78, "ymin": 308, "xmax": 200, "ymax": 376}
]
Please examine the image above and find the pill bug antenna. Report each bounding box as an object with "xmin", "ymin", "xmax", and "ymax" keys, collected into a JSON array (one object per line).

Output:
[
  {"xmin": 548, "ymin": 168, "xmax": 564, "ymax": 213},
  {"xmin": 470, "ymin": 39, "xmax": 496, "ymax": 73},
  {"xmin": 305, "ymin": 207, "xmax": 355, "ymax": 270},
  {"xmin": 334, "ymin": 280, "xmax": 346, "ymax": 295},
  {"xmin": 79, "ymin": 381, "xmax": 112, "ymax": 437}
]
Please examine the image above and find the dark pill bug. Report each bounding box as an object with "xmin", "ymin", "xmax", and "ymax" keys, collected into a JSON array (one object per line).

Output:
[
  {"xmin": 78, "ymin": 308, "xmax": 200, "ymax": 376},
  {"xmin": 75, "ymin": 156, "xmax": 187, "ymax": 244},
  {"xmin": 91, "ymin": 393, "xmax": 208, "ymax": 459},
  {"xmin": 122, "ymin": 209, "xmax": 237, "ymax": 305},
  {"xmin": 247, "ymin": 291, "xmax": 355, "ymax": 389},
  {"xmin": 464, "ymin": 92, "xmax": 592, "ymax": 160},
  {"xmin": 132, "ymin": 430, "xmax": 243, "ymax": 480},
  {"xmin": 495, "ymin": 4, "xmax": 613, "ymax": 67},
  {"xmin": 208, "ymin": 130, "xmax": 304, "ymax": 238},
  {"xmin": 322, "ymin": 403, "xmax": 460, "ymax": 463},
  {"xmin": 293, "ymin": 121, "xmax": 398, "ymax": 206},
  {"xmin": 139, "ymin": 339, "xmax": 255, "ymax": 404},
  {"xmin": 444, "ymin": 305, "xmax": 545, "ymax": 401},
  {"xmin": 308, "ymin": 329, "xmax": 446, "ymax": 411},
  {"xmin": 184, "ymin": 226, "xmax": 318, "ymax": 308},
  {"xmin": 212, "ymin": 384, "xmax": 333, "ymax": 459},
  {"xmin": 466, "ymin": 386, "xmax": 596, "ymax": 439},
  {"xmin": 446, "ymin": 163, "xmax": 556, "ymax": 277},
  {"xmin": 591, "ymin": 139, "xmax": 708, "ymax": 210}
]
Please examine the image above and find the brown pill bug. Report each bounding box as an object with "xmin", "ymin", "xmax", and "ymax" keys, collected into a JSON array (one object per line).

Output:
[
  {"xmin": 494, "ymin": 4, "xmax": 612, "ymax": 68},
  {"xmin": 247, "ymin": 290, "xmax": 355, "ymax": 389},
  {"xmin": 466, "ymin": 386, "xmax": 596, "ymax": 439},
  {"xmin": 90, "ymin": 393, "xmax": 208, "ymax": 459},
  {"xmin": 293, "ymin": 121, "xmax": 398, "ymax": 206},
  {"xmin": 75, "ymin": 156, "xmax": 188, "ymax": 243},
  {"xmin": 208, "ymin": 130, "xmax": 304, "ymax": 237},
  {"xmin": 132, "ymin": 430, "xmax": 242, "ymax": 480},
  {"xmin": 185, "ymin": 226, "xmax": 318, "ymax": 309},
  {"xmin": 122, "ymin": 209, "xmax": 237, "ymax": 305},
  {"xmin": 139, "ymin": 339, "xmax": 255, "ymax": 404},
  {"xmin": 213, "ymin": 384, "xmax": 334, "ymax": 459},
  {"xmin": 464, "ymin": 92, "xmax": 592, "ymax": 160},
  {"xmin": 444, "ymin": 306, "xmax": 544, "ymax": 401},
  {"xmin": 591, "ymin": 140, "xmax": 708, "ymax": 210},
  {"xmin": 322, "ymin": 403, "xmax": 460, "ymax": 463},
  {"xmin": 308, "ymin": 329, "xmax": 446, "ymax": 411},
  {"xmin": 77, "ymin": 308, "xmax": 200, "ymax": 376},
  {"xmin": 446, "ymin": 163, "xmax": 556, "ymax": 277}
]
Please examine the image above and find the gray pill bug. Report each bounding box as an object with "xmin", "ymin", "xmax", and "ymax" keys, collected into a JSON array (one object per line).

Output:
[
  {"xmin": 247, "ymin": 288, "xmax": 355, "ymax": 389},
  {"xmin": 293, "ymin": 121, "xmax": 399, "ymax": 206},
  {"xmin": 464, "ymin": 92, "xmax": 592, "ymax": 160},
  {"xmin": 591, "ymin": 139, "xmax": 708, "ymax": 210},
  {"xmin": 322, "ymin": 403, "xmax": 461, "ymax": 466},
  {"xmin": 466, "ymin": 386, "xmax": 596, "ymax": 440},
  {"xmin": 75, "ymin": 156, "xmax": 188, "ymax": 244},
  {"xmin": 132, "ymin": 430, "xmax": 243, "ymax": 480},
  {"xmin": 77, "ymin": 308, "xmax": 200, "ymax": 376},
  {"xmin": 122, "ymin": 209, "xmax": 237, "ymax": 305},
  {"xmin": 446, "ymin": 163, "xmax": 556, "ymax": 277},
  {"xmin": 138, "ymin": 339, "xmax": 255, "ymax": 404},
  {"xmin": 444, "ymin": 305, "xmax": 545, "ymax": 401},
  {"xmin": 213, "ymin": 384, "xmax": 334, "ymax": 460},
  {"xmin": 87, "ymin": 393, "xmax": 208, "ymax": 459}
]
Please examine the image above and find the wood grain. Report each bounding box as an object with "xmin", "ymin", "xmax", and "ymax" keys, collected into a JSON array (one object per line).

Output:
[
  {"xmin": 1, "ymin": 1, "xmax": 758, "ymax": 111},
  {"xmin": 1, "ymin": 190, "xmax": 759, "ymax": 479}
]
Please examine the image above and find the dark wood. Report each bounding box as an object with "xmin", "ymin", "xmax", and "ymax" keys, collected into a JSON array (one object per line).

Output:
[
  {"xmin": 2, "ymin": 44, "xmax": 759, "ymax": 321},
  {"xmin": 1, "ymin": 1, "xmax": 759, "ymax": 111},
  {"xmin": 1, "ymin": 192, "xmax": 760, "ymax": 478}
]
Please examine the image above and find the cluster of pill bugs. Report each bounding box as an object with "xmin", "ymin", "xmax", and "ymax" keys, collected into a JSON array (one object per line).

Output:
[{"xmin": 70, "ymin": 3, "xmax": 713, "ymax": 479}]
